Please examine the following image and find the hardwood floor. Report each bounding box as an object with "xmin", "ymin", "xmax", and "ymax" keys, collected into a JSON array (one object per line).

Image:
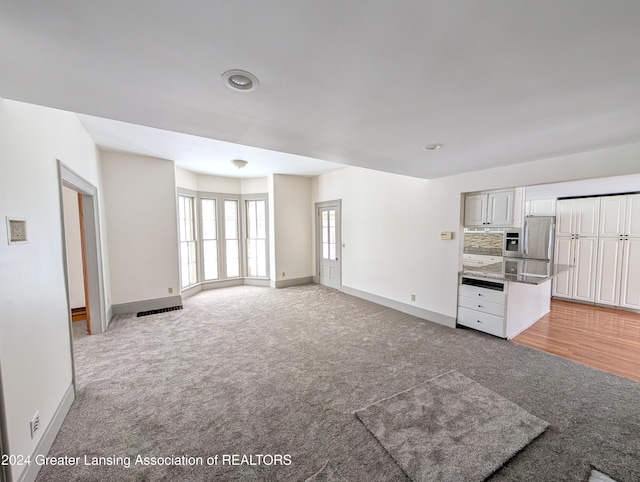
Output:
[{"xmin": 512, "ymin": 299, "xmax": 640, "ymax": 382}]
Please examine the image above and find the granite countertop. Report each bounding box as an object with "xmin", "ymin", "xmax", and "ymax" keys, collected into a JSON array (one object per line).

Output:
[
  {"xmin": 461, "ymin": 259, "xmax": 573, "ymax": 285},
  {"xmin": 463, "ymin": 247, "xmax": 504, "ymax": 257}
]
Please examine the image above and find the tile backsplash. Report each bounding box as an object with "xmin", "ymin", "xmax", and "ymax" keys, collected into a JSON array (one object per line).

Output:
[{"xmin": 464, "ymin": 232, "xmax": 504, "ymax": 255}]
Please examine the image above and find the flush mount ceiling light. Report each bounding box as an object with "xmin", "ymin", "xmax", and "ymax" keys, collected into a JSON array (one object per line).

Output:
[
  {"xmin": 231, "ymin": 159, "xmax": 248, "ymax": 169},
  {"xmin": 222, "ymin": 69, "xmax": 260, "ymax": 92},
  {"xmin": 423, "ymin": 143, "xmax": 444, "ymax": 151}
]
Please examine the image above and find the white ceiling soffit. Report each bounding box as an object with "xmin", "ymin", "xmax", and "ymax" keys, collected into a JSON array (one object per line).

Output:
[
  {"xmin": 77, "ymin": 114, "xmax": 345, "ymax": 178},
  {"xmin": 1, "ymin": 1, "xmax": 640, "ymax": 179}
]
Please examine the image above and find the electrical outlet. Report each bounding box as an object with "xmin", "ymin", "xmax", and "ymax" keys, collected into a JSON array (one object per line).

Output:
[
  {"xmin": 30, "ymin": 412, "xmax": 40, "ymax": 439},
  {"xmin": 282, "ymin": 272, "xmax": 286, "ymax": 277},
  {"xmin": 168, "ymin": 287, "xmax": 173, "ymax": 293},
  {"xmin": 6, "ymin": 217, "xmax": 27, "ymax": 244},
  {"xmin": 411, "ymin": 294, "xmax": 416, "ymax": 302}
]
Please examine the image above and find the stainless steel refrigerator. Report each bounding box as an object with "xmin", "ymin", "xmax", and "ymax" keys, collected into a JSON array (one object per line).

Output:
[{"xmin": 522, "ymin": 216, "xmax": 556, "ymax": 262}]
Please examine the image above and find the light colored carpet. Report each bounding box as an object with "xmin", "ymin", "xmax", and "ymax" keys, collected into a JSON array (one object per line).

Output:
[
  {"xmin": 304, "ymin": 460, "xmax": 348, "ymax": 482},
  {"xmin": 355, "ymin": 370, "xmax": 548, "ymax": 481},
  {"xmin": 35, "ymin": 285, "xmax": 640, "ymax": 481}
]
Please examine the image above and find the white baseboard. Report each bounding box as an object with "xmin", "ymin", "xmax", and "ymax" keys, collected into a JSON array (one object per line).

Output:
[
  {"xmin": 273, "ymin": 276, "xmax": 314, "ymax": 289},
  {"xmin": 341, "ymin": 286, "xmax": 456, "ymax": 328},
  {"xmin": 111, "ymin": 295, "xmax": 183, "ymax": 315},
  {"xmin": 17, "ymin": 384, "xmax": 75, "ymax": 482}
]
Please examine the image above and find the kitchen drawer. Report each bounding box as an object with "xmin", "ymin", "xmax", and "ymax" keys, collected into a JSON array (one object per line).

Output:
[
  {"xmin": 458, "ymin": 296, "xmax": 506, "ymax": 317},
  {"xmin": 459, "ymin": 284, "xmax": 506, "ymax": 305},
  {"xmin": 457, "ymin": 307, "xmax": 506, "ymax": 338}
]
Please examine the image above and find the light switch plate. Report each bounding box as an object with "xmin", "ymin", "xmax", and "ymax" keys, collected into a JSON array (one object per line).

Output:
[
  {"xmin": 7, "ymin": 217, "xmax": 28, "ymax": 244},
  {"xmin": 440, "ymin": 231, "xmax": 453, "ymax": 240}
]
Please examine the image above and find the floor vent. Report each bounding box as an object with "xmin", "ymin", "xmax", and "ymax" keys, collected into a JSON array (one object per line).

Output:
[{"xmin": 136, "ymin": 305, "xmax": 183, "ymax": 318}]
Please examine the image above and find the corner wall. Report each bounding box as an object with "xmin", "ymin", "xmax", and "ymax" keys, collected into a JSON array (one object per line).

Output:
[
  {"xmin": 0, "ymin": 99, "xmax": 110, "ymax": 482},
  {"xmin": 101, "ymin": 151, "xmax": 181, "ymax": 310}
]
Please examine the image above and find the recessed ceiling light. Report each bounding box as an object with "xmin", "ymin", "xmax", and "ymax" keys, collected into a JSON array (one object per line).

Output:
[
  {"xmin": 222, "ymin": 69, "xmax": 259, "ymax": 92},
  {"xmin": 423, "ymin": 143, "xmax": 444, "ymax": 151},
  {"xmin": 231, "ymin": 159, "xmax": 248, "ymax": 169}
]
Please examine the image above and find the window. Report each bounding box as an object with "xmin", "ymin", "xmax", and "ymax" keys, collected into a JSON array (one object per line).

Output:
[
  {"xmin": 224, "ymin": 199, "xmax": 240, "ymax": 278},
  {"xmin": 322, "ymin": 208, "xmax": 337, "ymax": 260},
  {"xmin": 246, "ymin": 199, "xmax": 267, "ymax": 277},
  {"xmin": 178, "ymin": 194, "xmax": 197, "ymax": 288},
  {"xmin": 201, "ymin": 198, "xmax": 218, "ymax": 280},
  {"xmin": 177, "ymin": 191, "xmax": 268, "ymax": 289}
]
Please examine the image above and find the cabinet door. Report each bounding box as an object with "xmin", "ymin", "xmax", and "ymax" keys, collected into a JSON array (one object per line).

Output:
[
  {"xmin": 599, "ymin": 195, "xmax": 626, "ymax": 237},
  {"xmin": 552, "ymin": 237, "xmax": 574, "ymax": 299},
  {"xmin": 620, "ymin": 238, "xmax": 640, "ymax": 310},
  {"xmin": 487, "ymin": 190, "xmax": 514, "ymax": 226},
  {"xmin": 572, "ymin": 237, "xmax": 598, "ymax": 302},
  {"xmin": 464, "ymin": 194, "xmax": 487, "ymax": 226},
  {"xmin": 625, "ymin": 194, "xmax": 640, "ymax": 237},
  {"xmin": 529, "ymin": 199, "xmax": 556, "ymax": 216},
  {"xmin": 575, "ymin": 198, "xmax": 600, "ymax": 236},
  {"xmin": 555, "ymin": 200, "xmax": 575, "ymax": 237},
  {"xmin": 595, "ymin": 238, "xmax": 624, "ymax": 306}
]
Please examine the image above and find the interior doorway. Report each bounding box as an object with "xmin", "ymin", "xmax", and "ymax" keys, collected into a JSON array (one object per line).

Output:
[
  {"xmin": 58, "ymin": 161, "xmax": 107, "ymax": 391},
  {"xmin": 316, "ymin": 200, "xmax": 342, "ymax": 290},
  {"xmin": 62, "ymin": 186, "xmax": 92, "ymax": 335}
]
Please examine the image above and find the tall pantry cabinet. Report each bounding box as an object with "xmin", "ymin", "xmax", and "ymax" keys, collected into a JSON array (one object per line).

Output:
[
  {"xmin": 594, "ymin": 194, "xmax": 640, "ymax": 309},
  {"xmin": 552, "ymin": 198, "xmax": 600, "ymax": 302}
]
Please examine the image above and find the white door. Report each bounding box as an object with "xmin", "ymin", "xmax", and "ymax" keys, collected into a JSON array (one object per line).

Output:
[
  {"xmin": 599, "ymin": 195, "xmax": 626, "ymax": 237},
  {"xmin": 555, "ymin": 200, "xmax": 575, "ymax": 237},
  {"xmin": 625, "ymin": 194, "xmax": 640, "ymax": 236},
  {"xmin": 575, "ymin": 198, "xmax": 600, "ymax": 236},
  {"xmin": 620, "ymin": 237, "xmax": 640, "ymax": 310},
  {"xmin": 552, "ymin": 237, "xmax": 574, "ymax": 299},
  {"xmin": 487, "ymin": 190, "xmax": 514, "ymax": 226},
  {"xmin": 595, "ymin": 238, "xmax": 624, "ymax": 306},
  {"xmin": 572, "ymin": 237, "xmax": 598, "ymax": 302},
  {"xmin": 464, "ymin": 193, "xmax": 487, "ymax": 226},
  {"xmin": 316, "ymin": 201, "xmax": 342, "ymax": 290}
]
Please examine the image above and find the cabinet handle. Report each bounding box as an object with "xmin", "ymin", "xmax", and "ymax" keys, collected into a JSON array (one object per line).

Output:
[
  {"xmin": 478, "ymin": 305, "xmax": 483, "ymax": 308},
  {"xmin": 478, "ymin": 293, "xmax": 483, "ymax": 297},
  {"xmin": 476, "ymin": 320, "xmax": 483, "ymax": 324}
]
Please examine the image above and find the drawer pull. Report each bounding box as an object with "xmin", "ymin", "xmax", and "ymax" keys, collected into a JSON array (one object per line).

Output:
[
  {"xmin": 476, "ymin": 320, "xmax": 483, "ymax": 323},
  {"xmin": 478, "ymin": 293, "xmax": 483, "ymax": 297},
  {"xmin": 478, "ymin": 305, "xmax": 483, "ymax": 308}
]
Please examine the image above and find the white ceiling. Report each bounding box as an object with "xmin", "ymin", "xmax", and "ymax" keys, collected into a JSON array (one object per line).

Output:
[{"xmin": 1, "ymin": 1, "xmax": 640, "ymax": 179}]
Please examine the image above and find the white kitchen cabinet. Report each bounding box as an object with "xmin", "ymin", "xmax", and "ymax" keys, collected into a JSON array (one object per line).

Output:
[
  {"xmin": 593, "ymin": 193, "xmax": 640, "ymax": 310},
  {"xmin": 625, "ymin": 194, "xmax": 640, "ymax": 237},
  {"xmin": 552, "ymin": 235, "xmax": 597, "ymax": 302},
  {"xmin": 526, "ymin": 198, "xmax": 556, "ymax": 216},
  {"xmin": 620, "ymin": 237, "xmax": 640, "ymax": 310},
  {"xmin": 556, "ymin": 198, "xmax": 600, "ymax": 237},
  {"xmin": 458, "ymin": 276, "xmax": 551, "ymax": 339},
  {"xmin": 552, "ymin": 237, "xmax": 574, "ymax": 298},
  {"xmin": 572, "ymin": 237, "xmax": 598, "ymax": 302},
  {"xmin": 464, "ymin": 193, "xmax": 488, "ymax": 226},
  {"xmin": 595, "ymin": 238, "xmax": 624, "ymax": 306},
  {"xmin": 464, "ymin": 189, "xmax": 523, "ymax": 227},
  {"xmin": 599, "ymin": 196, "xmax": 627, "ymax": 237}
]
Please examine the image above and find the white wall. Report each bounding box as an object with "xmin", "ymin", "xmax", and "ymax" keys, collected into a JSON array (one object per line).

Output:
[
  {"xmin": 271, "ymin": 175, "xmax": 313, "ymax": 283},
  {"xmin": 174, "ymin": 166, "xmax": 198, "ymax": 191},
  {"xmin": 0, "ymin": 99, "xmax": 110, "ymax": 481},
  {"xmin": 62, "ymin": 186, "xmax": 86, "ymax": 308},
  {"xmin": 313, "ymin": 142, "xmax": 640, "ymax": 322},
  {"xmin": 101, "ymin": 151, "xmax": 180, "ymax": 305}
]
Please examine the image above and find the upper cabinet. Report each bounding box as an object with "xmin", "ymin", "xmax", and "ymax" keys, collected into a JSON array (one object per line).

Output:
[
  {"xmin": 525, "ymin": 198, "xmax": 556, "ymax": 216},
  {"xmin": 464, "ymin": 188, "xmax": 524, "ymax": 227},
  {"xmin": 555, "ymin": 198, "xmax": 600, "ymax": 237}
]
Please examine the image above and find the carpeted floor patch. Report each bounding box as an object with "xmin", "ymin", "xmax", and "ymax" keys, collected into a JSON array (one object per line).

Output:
[
  {"xmin": 355, "ymin": 370, "xmax": 548, "ymax": 482},
  {"xmin": 304, "ymin": 460, "xmax": 348, "ymax": 482}
]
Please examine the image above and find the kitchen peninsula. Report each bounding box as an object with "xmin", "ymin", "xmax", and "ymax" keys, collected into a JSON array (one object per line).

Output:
[{"xmin": 458, "ymin": 258, "xmax": 572, "ymax": 339}]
